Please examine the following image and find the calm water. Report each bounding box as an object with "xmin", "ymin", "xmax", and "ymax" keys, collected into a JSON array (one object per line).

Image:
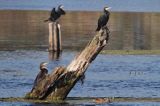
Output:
[
  {"xmin": 0, "ymin": 50, "xmax": 160, "ymax": 105},
  {"xmin": 0, "ymin": 10, "xmax": 160, "ymax": 50}
]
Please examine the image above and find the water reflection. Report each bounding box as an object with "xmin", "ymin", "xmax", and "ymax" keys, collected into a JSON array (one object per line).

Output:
[
  {"xmin": 48, "ymin": 51, "xmax": 62, "ymax": 61},
  {"xmin": 0, "ymin": 10, "xmax": 159, "ymax": 50}
]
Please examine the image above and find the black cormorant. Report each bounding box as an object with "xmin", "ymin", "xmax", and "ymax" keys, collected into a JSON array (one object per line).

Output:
[
  {"xmin": 44, "ymin": 5, "xmax": 65, "ymax": 22},
  {"xmin": 32, "ymin": 62, "xmax": 48, "ymax": 90},
  {"xmin": 96, "ymin": 7, "xmax": 111, "ymax": 31}
]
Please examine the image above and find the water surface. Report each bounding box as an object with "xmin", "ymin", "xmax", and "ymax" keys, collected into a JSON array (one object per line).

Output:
[{"xmin": 0, "ymin": 50, "xmax": 160, "ymax": 105}]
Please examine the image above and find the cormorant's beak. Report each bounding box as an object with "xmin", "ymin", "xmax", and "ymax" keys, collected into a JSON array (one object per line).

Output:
[
  {"xmin": 60, "ymin": 5, "xmax": 64, "ymax": 9},
  {"xmin": 105, "ymin": 7, "xmax": 111, "ymax": 11}
]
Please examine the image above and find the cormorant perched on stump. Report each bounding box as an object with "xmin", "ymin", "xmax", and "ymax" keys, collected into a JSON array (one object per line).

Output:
[
  {"xmin": 32, "ymin": 62, "xmax": 48, "ymax": 91},
  {"xmin": 44, "ymin": 5, "xmax": 65, "ymax": 22},
  {"xmin": 96, "ymin": 7, "xmax": 111, "ymax": 31}
]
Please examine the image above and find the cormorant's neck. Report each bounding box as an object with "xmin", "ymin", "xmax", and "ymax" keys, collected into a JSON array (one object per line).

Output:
[
  {"xmin": 40, "ymin": 67, "xmax": 47, "ymax": 71},
  {"xmin": 104, "ymin": 10, "xmax": 109, "ymax": 14},
  {"xmin": 57, "ymin": 9, "xmax": 65, "ymax": 15}
]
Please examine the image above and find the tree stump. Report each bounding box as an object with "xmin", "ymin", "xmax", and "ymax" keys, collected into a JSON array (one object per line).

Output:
[{"xmin": 25, "ymin": 27, "xmax": 110, "ymax": 101}]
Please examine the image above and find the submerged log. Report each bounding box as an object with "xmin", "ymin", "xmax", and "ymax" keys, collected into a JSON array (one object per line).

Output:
[{"xmin": 25, "ymin": 27, "xmax": 110, "ymax": 101}]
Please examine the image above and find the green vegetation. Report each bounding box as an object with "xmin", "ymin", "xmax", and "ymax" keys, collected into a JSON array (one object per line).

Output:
[
  {"xmin": 101, "ymin": 50, "xmax": 160, "ymax": 55},
  {"xmin": 1, "ymin": 97, "xmax": 160, "ymax": 103}
]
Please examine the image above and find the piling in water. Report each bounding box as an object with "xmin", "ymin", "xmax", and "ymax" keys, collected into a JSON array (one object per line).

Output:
[{"xmin": 48, "ymin": 22, "xmax": 62, "ymax": 52}]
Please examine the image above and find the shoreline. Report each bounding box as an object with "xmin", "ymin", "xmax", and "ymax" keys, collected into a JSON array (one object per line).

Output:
[
  {"xmin": 0, "ymin": 10, "xmax": 159, "ymax": 51},
  {"xmin": 0, "ymin": 49, "xmax": 160, "ymax": 55},
  {"xmin": 101, "ymin": 50, "xmax": 160, "ymax": 55},
  {"xmin": 0, "ymin": 9, "xmax": 160, "ymax": 14},
  {"xmin": 1, "ymin": 97, "xmax": 160, "ymax": 103}
]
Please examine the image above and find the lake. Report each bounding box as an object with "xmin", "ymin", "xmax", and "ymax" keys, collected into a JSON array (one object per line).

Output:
[{"xmin": 0, "ymin": 1, "xmax": 160, "ymax": 106}]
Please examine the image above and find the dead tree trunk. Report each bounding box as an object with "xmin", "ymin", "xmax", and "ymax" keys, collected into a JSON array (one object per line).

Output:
[{"xmin": 25, "ymin": 27, "xmax": 110, "ymax": 101}]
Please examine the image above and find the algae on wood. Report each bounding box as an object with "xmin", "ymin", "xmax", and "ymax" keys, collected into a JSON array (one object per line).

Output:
[{"xmin": 2, "ymin": 97, "xmax": 160, "ymax": 103}]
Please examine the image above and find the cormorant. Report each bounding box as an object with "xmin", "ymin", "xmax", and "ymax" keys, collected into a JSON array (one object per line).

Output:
[
  {"xmin": 96, "ymin": 7, "xmax": 111, "ymax": 31},
  {"xmin": 32, "ymin": 62, "xmax": 48, "ymax": 90},
  {"xmin": 44, "ymin": 5, "xmax": 65, "ymax": 22}
]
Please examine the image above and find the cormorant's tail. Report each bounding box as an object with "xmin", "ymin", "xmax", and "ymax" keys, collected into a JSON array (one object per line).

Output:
[
  {"xmin": 96, "ymin": 26, "xmax": 101, "ymax": 31},
  {"xmin": 44, "ymin": 19, "xmax": 49, "ymax": 22}
]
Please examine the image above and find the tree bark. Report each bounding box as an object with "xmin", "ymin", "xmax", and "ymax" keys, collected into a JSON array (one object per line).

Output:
[{"xmin": 25, "ymin": 27, "xmax": 110, "ymax": 101}]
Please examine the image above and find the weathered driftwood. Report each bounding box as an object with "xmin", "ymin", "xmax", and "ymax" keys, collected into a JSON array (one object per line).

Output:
[{"xmin": 25, "ymin": 27, "xmax": 110, "ymax": 101}]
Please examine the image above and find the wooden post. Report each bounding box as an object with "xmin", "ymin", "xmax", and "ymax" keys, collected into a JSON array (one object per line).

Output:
[
  {"xmin": 49, "ymin": 22, "xmax": 53, "ymax": 51},
  {"xmin": 57, "ymin": 24, "xmax": 62, "ymax": 51},
  {"xmin": 48, "ymin": 22, "xmax": 62, "ymax": 52},
  {"xmin": 26, "ymin": 27, "xmax": 110, "ymax": 101}
]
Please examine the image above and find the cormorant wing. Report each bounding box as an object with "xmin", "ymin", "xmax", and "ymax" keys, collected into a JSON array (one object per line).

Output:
[
  {"xmin": 51, "ymin": 7, "xmax": 56, "ymax": 17},
  {"xmin": 96, "ymin": 14, "xmax": 108, "ymax": 31},
  {"xmin": 98, "ymin": 14, "xmax": 107, "ymax": 26},
  {"xmin": 32, "ymin": 69, "xmax": 48, "ymax": 91}
]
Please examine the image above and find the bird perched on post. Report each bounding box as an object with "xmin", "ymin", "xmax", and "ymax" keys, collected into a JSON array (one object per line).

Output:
[
  {"xmin": 96, "ymin": 7, "xmax": 111, "ymax": 31},
  {"xmin": 31, "ymin": 62, "xmax": 48, "ymax": 91},
  {"xmin": 44, "ymin": 5, "xmax": 66, "ymax": 22}
]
